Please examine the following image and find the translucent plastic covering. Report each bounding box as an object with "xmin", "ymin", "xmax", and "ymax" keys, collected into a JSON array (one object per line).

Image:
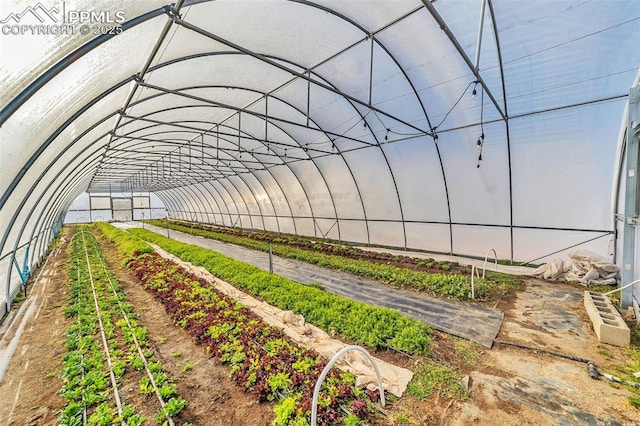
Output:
[{"xmin": 1, "ymin": 0, "xmax": 639, "ymax": 311}]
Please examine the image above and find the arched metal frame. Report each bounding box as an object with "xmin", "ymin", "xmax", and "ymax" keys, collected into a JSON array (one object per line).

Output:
[
  {"xmin": 1, "ymin": 0, "xmax": 630, "ymax": 310},
  {"xmin": 118, "ymin": 61, "xmax": 375, "ymax": 240},
  {"xmin": 112, "ymin": 92, "xmax": 342, "ymax": 237}
]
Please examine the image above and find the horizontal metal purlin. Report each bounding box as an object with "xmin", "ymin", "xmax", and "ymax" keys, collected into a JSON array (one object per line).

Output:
[
  {"xmin": 106, "ymin": 140, "xmax": 303, "ymax": 165},
  {"xmin": 101, "ymin": 149, "xmax": 269, "ymax": 178},
  {"xmin": 111, "ymin": 126, "xmax": 326, "ymax": 166},
  {"xmin": 114, "ymin": 122, "xmax": 335, "ymax": 155},
  {"xmin": 117, "ymin": 113, "xmax": 314, "ymax": 152},
  {"xmin": 93, "ymin": 166, "xmax": 226, "ymax": 175},
  {"xmin": 115, "ymin": 81, "xmax": 357, "ymax": 155},
  {"xmin": 104, "ymin": 84, "xmax": 349, "ymax": 197},
  {"xmin": 108, "ymin": 113, "xmax": 324, "ymax": 183},
  {"xmin": 431, "ymin": 93, "xmax": 630, "ymax": 136},
  {"xmin": 102, "ymin": 169, "xmax": 227, "ymax": 178},
  {"xmin": 101, "ymin": 151, "xmax": 280, "ymax": 168},
  {"xmin": 134, "ymin": 82, "xmax": 377, "ymax": 148},
  {"xmin": 92, "ymin": 173, "xmax": 226, "ymax": 180},
  {"xmin": 164, "ymin": 210, "xmax": 613, "ymax": 234}
]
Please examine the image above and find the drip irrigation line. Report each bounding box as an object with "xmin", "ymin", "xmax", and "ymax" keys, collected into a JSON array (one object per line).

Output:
[
  {"xmin": 76, "ymin": 262, "xmax": 88, "ymax": 425},
  {"xmin": 81, "ymin": 354, "xmax": 87, "ymax": 425},
  {"xmin": 496, "ymin": 339, "xmax": 640, "ymax": 389},
  {"xmin": 80, "ymin": 232, "xmax": 126, "ymax": 426},
  {"xmin": 89, "ymin": 234, "xmax": 175, "ymax": 426},
  {"xmin": 494, "ymin": 340, "xmax": 600, "ymax": 379}
]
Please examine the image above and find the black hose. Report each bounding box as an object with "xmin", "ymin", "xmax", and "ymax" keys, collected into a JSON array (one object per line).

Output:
[{"xmin": 494, "ymin": 340, "xmax": 601, "ymax": 379}]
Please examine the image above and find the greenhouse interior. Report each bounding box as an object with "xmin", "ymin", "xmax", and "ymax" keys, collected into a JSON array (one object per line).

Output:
[{"xmin": 1, "ymin": 0, "xmax": 640, "ymax": 424}]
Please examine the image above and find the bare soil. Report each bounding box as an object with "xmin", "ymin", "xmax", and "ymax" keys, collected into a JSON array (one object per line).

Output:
[
  {"xmin": 1, "ymin": 228, "xmax": 639, "ymax": 426},
  {"xmin": 0, "ymin": 233, "xmax": 70, "ymax": 425}
]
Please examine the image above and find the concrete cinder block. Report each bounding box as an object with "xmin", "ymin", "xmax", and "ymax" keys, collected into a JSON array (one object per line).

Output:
[{"xmin": 584, "ymin": 291, "xmax": 630, "ymax": 347}]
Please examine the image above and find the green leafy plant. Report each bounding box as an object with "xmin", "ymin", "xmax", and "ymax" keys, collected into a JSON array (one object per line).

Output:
[
  {"xmin": 148, "ymin": 219, "xmax": 521, "ymax": 301},
  {"xmin": 273, "ymin": 394, "xmax": 300, "ymax": 425},
  {"xmin": 267, "ymin": 372, "xmax": 292, "ymax": 400},
  {"xmin": 344, "ymin": 413, "xmax": 362, "ymax": 426},
  {"xmin": 182, "ymin": 361, "xmax": 194, "ymax": 373},
  {"xmin": 139, "ymin": 375, "xmax": 154, "ymax": 395},
  {"xmin": 87, "ymin": 402, "xmax": 115, "ymax": 426},
  {"xmin": 394, "ymin": 413, "xmax": 409, "ymax": 425},
  {"xmin": 127, "ymin": 227, "xmax": 433, "ymax": 355},
  {"xmin": 158, "ymin": 383, "xmax": 177, "ymax": 399}
]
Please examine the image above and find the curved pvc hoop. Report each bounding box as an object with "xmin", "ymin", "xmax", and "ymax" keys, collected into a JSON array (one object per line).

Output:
[
  {"xmin": 70, "ymin": 228, "xmax": 100, "ymax": 244},
  {"xmin": 311, "ymin": 345, "xmax": 385, "ymax": 426},
  {"xmin": 482, "ymin": 248, "xmax": 498, "ymax": 279}
]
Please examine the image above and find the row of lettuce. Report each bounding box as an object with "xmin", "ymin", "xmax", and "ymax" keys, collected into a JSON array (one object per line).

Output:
[
  {"xmin": 147, "ymin": 220, "xmax": 519, "ymax": 301},
  {"xmin": 63, "ymin": 227, "xmax": 189, "ymax": 425},
  {"xmin": 102, "ymin": 223, "xmax": 432, "ymax": 355},
  {"xmin": 97, "ymin": 222, "xmax": 408, "ymax": 425}
]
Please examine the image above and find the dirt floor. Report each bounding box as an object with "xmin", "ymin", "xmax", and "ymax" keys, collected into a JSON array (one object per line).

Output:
[
  {"xmin": 0, "ymin": 235, "xmax": 69, "ymax": 425},
  {"xmin": 1, "ymin": 228, "xmax": 639, "ymax": 425},
  {"xmin": 447, "ymin": 279, "xmax": 639, "ymax": 426}
]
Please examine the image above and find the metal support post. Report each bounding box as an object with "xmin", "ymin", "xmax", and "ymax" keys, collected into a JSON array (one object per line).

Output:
[
  {"xmin": 622, "ymin": 86, "xmax": 640, "ymax": 308},
  {"xmin": 473, "ymin": 0, "xmax": 487, "ymax": 71},
  {"xmin": 268, "ymin": 242, "xmax": 273, "ymax": 273}
]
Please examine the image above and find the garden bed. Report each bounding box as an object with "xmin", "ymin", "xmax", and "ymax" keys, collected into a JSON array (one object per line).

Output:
[
  {"xmin": 118, "ymin": 225, "xmax": 433, "ymax": 355},
  {"xmin": 97, "ymin": 223, "xmax": 397, "ymax": 425},
  {"xmin": 147, "ymin": 220, "xmax": 521, "ymax": 302},
  {"xmin": 63, "ymin": 227, "xmax": 189, "ymax": 424}
]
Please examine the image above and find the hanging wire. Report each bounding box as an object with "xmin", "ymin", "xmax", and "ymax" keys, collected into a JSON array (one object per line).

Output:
[
  {"xmin": 368, "ymin": 78, "xmax": 478, "ymax": 141},
  {"xmin": 371, "ymin": 110, "xmax": 430, "ymax": 138},
  {"xmin": 434, "ymin": 80, "xmax": 478, "ymax": 130},
  {"xmin": 476, "ymin": 83, "xmax": 485, "ymax": 168}
]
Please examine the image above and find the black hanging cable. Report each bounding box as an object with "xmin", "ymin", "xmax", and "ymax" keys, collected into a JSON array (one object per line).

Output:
[
  {"xmin": 371, "ymin": 109, "xmax": 430, "ymax": 138},
  {"xmin": 477, "ymin": 83, "xmax": 485, "ymax": 168},
  {"xmin": 435, "ymin": 80, "xmax": 477, "ymax": 130},
  {"xmin": 370, "ymin": 81, "xmax": 476, "ymax": 141}
]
